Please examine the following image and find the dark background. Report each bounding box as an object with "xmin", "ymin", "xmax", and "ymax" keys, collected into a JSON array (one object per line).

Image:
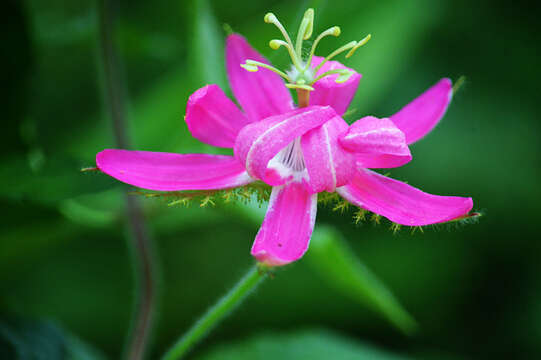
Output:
[{"xmin": 1, "ymin": 0, "xmax": 540, "ymax": 359}]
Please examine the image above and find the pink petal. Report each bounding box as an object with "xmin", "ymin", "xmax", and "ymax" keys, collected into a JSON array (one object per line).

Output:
[
  {"xmin": 226, "ymin": 34, "xmax": 294, "ymax": 122},
  {"xmin": 234, "ymin": 106, "xmax": 337, "ymax": 185},
  {"xmin": 96, "ymin": 149, "xmax": 252, "ymax": 191},
  {"xmin": 301, "ymin": 116, "xmax": 355, "ymax": 193},
  {"xmin": 251, "ymin": 182, "xmax": 317, "ymax": 266},
  {"xmin": 309, "ymin": 56, "xmax": 361, "ymax": 116},
  {"xmin": 336, "ymin": 169, "xmax": 473, "ymax": 226},
  {"xmin": 339, "ymin": 116, "xmax": 412, "ymax": 168},
  {"xmin": 185, "ymin": 84, "xmax": 251, "ymax": 148},
  {"xmin": 389, "ymin": 78, "xmax": 453, "ymax": 144}
]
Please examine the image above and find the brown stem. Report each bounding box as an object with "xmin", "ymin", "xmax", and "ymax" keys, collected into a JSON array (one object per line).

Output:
[
  {"xmin": 98, "ymin": 1, "xmax": 157, "ymax": 359},
  {"xmin": 297, "ymin": 89, "xmax": 310, "ymax": 107}
]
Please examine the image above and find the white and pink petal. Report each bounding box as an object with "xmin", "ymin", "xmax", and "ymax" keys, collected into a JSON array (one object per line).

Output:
[
  {"xmin": 185, "ymin": 84, "xmax": 251, "ymax": 148},
  {"xmin": 389, "ymin": 78, "xmax": 453, "ymax": 145},
  {"xmin": 234, "ymin": 106, "xmax": 337, "ymax": 185},
  {"xmin": 339, "ymin": 116, "xmax": 412, "ymax": 168},
  {"xmin": 336, "ymin": 169, "xmax": 473, "ymax": 226},
  {"xmin": 251, "ymin": 182, "xmax": 317, "ymax": 266},
  {"xmin": 226, "ymin": 34, "xmax": 294, "ymax": 122},
  {"xmin": 309, "ymin": 56, "xmax": 361, "ymax": 116},
  {"xmin": 96, "ymin": 150, "xmax": 252, "ymax": 191},
  {"xmin": 301, "ymin": 116, "xmax": 355, "ymax": 193}
]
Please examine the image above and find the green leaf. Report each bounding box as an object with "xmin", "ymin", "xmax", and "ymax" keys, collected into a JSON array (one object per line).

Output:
[
  {"xmin": 196, "ymin": 329, "xmax": 410, "ymax": 360},
  {"xmin": 307, "ymin": 226, "xmax": 418, "ymax": 335},
  {"xmin": 230, "ymin": 201, "xmax": 416, "ymax": 334},
  {"xmin": 0, "ymin": 154, "xmax": 116, "ymax": 206},
  {"xmin": 58, "ymin": 188, "xmax": 123, "ymax": 228}
]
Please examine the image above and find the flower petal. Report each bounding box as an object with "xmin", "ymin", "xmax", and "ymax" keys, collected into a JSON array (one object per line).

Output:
[
  {"xmin": 251, "ymin": 182, "xmax": 317, "ymax": 266},
  {"xmin": 389, "ymin": 78, "xmax": 453, "ymax": 144},
  {"xmin": 309, "ymin": 56, "xmax": 361, "ymax": 116},
  {"xmin": 234, "ymin": 106, "xmax": 337, "ymax": 185},
  {"xmin": 339, "ymin": 116, "xmax": 412, "ymax": 168},
  {"xmin": 226, "ymin": 34, "xmax": 294, "ymax": 122},
  {"xmin": 96, "ymin": 149, "xmax": 252, "ymax": 191},
  {"xmin": 336, "ymin": 169, "xmax": 473, "ymax": 226},
  {"xmin": 301, "ymin": 116, "xmax": 355, "ymax": 193},
  {"xmin": 185, "ymin": 84, "xmax": 251, "ymax": 148}
]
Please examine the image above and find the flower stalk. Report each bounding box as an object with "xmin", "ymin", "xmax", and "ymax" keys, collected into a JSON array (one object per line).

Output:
[{"xmin": 161, "ymin": 265, "xmax": 268, "ymax": 360}]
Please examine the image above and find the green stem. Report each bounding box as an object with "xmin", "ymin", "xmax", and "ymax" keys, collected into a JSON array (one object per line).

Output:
[
  {"xmin": 161, "ymin": 265, "xmax": 267, "ymax": 360},
  {"xmin": 97, "ymin": 1, "xmax": 157, "ymax": 359}
]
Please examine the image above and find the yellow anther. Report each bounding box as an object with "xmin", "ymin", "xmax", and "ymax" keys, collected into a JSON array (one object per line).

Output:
[
  {"xmin": 302, "ymin": 8, "xmax": 314, "ymax": 40},
  {"xmin": 313, "ymin": 41, "xmax": 356, "ymax": 73},
  {"xmin": 241, "ymin": 60, "xmax": 292, "ymax": 82},
  {"xmin": 295, "ymin": 8, "xmax": 315, "ymax": 58},
  {"xmin": 305, "ymin": 26, "xmax": 342, "ymax": 68},
  {"xmin": 269, "ymin": 39, "xmax": 287, "ymax": 50},
  {"xmin": 345, "ymin": 34, "xmax": 371, "ymax": 58},
  {"xmin": 264, "ymin": 12, "xmax": 277, "ymax": 23},
  {"xmin": 336, "ymin": 70, "xmax": 354, "ymax": 83},
  {"xmin": 240, "ymin": 64, "xmax": 258, "ymax": 72}
]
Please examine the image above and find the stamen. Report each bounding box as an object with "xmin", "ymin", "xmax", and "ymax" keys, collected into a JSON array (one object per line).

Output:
[
  {"xmin": 295, "ymin": 8, "xmax": 315, "ymax": 58},
  {"xmin": 314, "ymin": 34, "xmax": 371, "ymax": 73},
  {"xmin": 264, "ymin": 13, "xmax": 295, "ymax": 55},
  {"xmin": 345, "ymin": 34, "xmax": 371, "ymax": 58},
  {"xmin": 314, "ymin": 41, "xmax": 357, "ymax": 72},
  {"xmin": 241, "ymin": 60, "xmax": 292, "ymax": 82},
  {"xmin": 269, "ymin": 39, "xmax": 302, "ymax": 69},
  {"xmin": 305, "ymin": 26, "xmax": 341, "ymax": 69},
  {"xmin": 248, "ymin": 9, "xmax": 372, "ymax": 96},
  {"xmin": 312, "ymin": 69, "xmax": 354, "ymax": 84}
]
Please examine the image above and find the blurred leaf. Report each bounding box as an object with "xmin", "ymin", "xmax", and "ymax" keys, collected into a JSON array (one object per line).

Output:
[
  {"xmin": 0, "ymin": 154, "xmax": 115, "ymax": 206},
  {"xmin": 229, "ymin": 201, "xmax": 415, "ymax": 334},
  {"xmin": 0, "ymin": 318, "xmax": 106, "ymax": 360},
  {"xmin": 195, "ymin": 329, "xmax": 410, "ymax": 360},
  {"xmin": 189, "ymin": 0, "xmax": 227, "ymax": 89},
  {"xmin": 58, "ymin": 189, "xmax": 123, "ymax": 228},
  {"xmin": 308, "ymin": 226, "xmax": 418, "ymax": 335}
]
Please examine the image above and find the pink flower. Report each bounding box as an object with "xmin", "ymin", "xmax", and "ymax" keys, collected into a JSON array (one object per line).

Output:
[{"xmin": 96, "ymin": 32, "xmax": 472, "ymax": 266}]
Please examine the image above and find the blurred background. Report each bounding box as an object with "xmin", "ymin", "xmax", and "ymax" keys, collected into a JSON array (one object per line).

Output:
[{"xmin": 1, "ymin": 0, "xmax": 540, "ymax": 359}]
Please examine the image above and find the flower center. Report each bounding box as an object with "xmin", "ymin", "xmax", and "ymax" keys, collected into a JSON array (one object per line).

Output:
[
  {"xmin": 268, "ymin": 137, "xmax": 306, "ymax": 181},
  {"xmin": 240, "ymin": 8, "xmax": 371, "ymax": 92}
]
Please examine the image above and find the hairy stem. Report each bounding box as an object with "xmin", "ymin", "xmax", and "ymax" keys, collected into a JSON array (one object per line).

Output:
[
  {"xmin": 161, "ymin": 266, "xmax": 267, "ymax": 360},
  {"xmin": 98, "ymin": 1, "xmax": 157, "ymax": 359}
]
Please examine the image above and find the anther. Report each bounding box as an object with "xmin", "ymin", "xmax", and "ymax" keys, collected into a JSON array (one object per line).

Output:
[
  {"xmin": 240, "ymin": 60, "xmax": 292, "ymax": 82},
  {"xmin": 345, "ymin": 34, "xmax": 371, "ymax": 58},
  {"xmin": 295, "ymin": 8, "xmax": 315, "ymax": 57},
  {"xmin": 306, "ymin": 26, "xmax": 341, "ymax": 68},
  {"xmin": 240, "ymin": 64, "xmax": 258, "ymax": 72},
  {"xmin": 302, "ymin": 9, "xmax": 314, "ymax": 40},
  {"xmin": 263, "ymin": 12, "xmax": 295, "ymax": 52},
  {"xmin": 269, "ymin": 39, "xmax": 284, "ymax": 50},
  {"xmin": 314, "ymin": 41, "xmax": 357, "ymax": 72}
]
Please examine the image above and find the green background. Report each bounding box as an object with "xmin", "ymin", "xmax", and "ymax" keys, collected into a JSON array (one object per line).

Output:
[{"xmin": 2, "ymin": 0, "xmax": 540, "ymax": 359}]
